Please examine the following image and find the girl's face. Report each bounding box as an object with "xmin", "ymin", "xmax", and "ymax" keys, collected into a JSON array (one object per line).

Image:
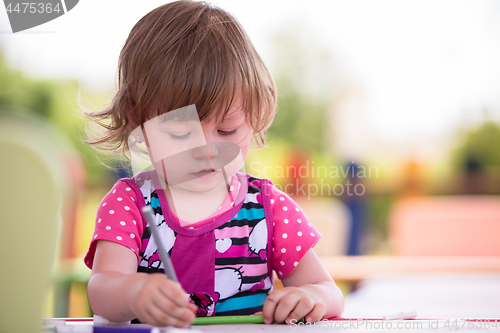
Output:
[{"xmin": 139, "ymin": 102, "xmax": 251, "ymax": 193}]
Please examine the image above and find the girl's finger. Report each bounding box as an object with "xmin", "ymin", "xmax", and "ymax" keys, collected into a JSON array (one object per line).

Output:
[
  {"xmin": 144, "ymin": 303, "xmax": 192, "ymax": 328},
  {"xmin": 273, "ymin": 293, "xmax": 301, "ymax": 324},
  {"xmin": 150, "ymin": 294, "xmax": 194, "ymax": 325},
  {"xmin": 262, "ymin": 295, "xmax": 278, "ymax": 324},
  {"xmin": 305, "ymin": 303, "xmax": 327, "ymax": 323},
  {"xmin": 262, "ymin": 287, "xmax": 297, "ymax": 323},
  {"xmin": 137, "ymin": 306, "xmax": 165, "ymax": 327},
  {"xmin": 157, "ymin": 280, "xmax": 190, "ymax": 307},
  {"xmin": 285, "ymin": 296, "xmax": 315, "ymax": 324}
]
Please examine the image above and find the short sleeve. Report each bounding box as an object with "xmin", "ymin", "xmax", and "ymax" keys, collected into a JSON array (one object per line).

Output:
[
  {"xmin": 84, "ymin": 180, "xmax": 144, "ymax": 269},
  {"xmin": 269, "ymin": 185, "xmax": 321, "ymax": 279}
]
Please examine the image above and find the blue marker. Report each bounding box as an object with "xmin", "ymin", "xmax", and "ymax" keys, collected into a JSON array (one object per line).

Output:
[{"xmin": 93, "ymin": 326, "xmax": 159, "ymax": 333}]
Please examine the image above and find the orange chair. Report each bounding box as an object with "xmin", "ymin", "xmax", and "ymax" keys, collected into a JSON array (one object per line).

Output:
[{"xmin": 389, "ymin": 196, "xmax": 500, "ymax": 256}]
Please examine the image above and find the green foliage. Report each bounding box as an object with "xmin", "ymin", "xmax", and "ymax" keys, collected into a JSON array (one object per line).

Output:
[
  {"xmin": 0, "ymin": 55, "xmax": 54, "ymax": 117},
  {"xmin": 452, "ymin": 120, "xmax": 500, "ymax": 171},
  {"xmin": 271, "ymin": 84, "xmax": 329, "ymax": 153},
  {"xmin": 267, "ymin": 29, "xmax": 335, "ymax": 154},
  {"xmin": 0, "ymin": 52, "xmax": 112, "ymax": 185}
]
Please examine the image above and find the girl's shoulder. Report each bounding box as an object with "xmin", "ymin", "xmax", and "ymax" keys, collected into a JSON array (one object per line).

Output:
[
  {"xmin": 127, "ymin": 169, "xmax": 156, "ymax": 190},
  {"xmin": 103, "ymin": 178, "xmax": 140, "ymax": 203}
]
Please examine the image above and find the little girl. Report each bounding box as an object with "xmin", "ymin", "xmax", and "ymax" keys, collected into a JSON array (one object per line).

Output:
[{"xmin": 84, "ymin": 0, "xmax": 344, "ymax": 328}]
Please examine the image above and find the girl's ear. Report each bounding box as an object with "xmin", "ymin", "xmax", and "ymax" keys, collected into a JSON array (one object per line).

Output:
[{"xmin": 130, "ymin": 125, "xmax": 145, "ymax": 144}]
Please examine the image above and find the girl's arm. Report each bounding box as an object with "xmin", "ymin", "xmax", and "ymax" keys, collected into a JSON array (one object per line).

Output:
[
  {"xmin": 87, "ymin": 240, "xmax": 196, "ymax": 328},
  {"xmin": 262, "ymin": 249, "xmax": 344, "ymax": 324}
]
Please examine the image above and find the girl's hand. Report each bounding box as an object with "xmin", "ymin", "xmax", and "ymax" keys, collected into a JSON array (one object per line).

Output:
[
  {"xmin": 128, "ymin": 273, "xmax": 196, "ymax": 327},
  {"xmin": 260, "ymin": 249, "xmax": 344, "ymax": 325},
  {"xmin": 262, "ymin": 286, "xmax": 326, "ymax": 324},
  {"xmin": 88, "ymin": 241, "xmax": 197, "ymax": 328}
]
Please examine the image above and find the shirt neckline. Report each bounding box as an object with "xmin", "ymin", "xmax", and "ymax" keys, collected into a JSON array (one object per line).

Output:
[{"xmin": 150, "ymin": 170, "xmax": 249, "ymax": 236}]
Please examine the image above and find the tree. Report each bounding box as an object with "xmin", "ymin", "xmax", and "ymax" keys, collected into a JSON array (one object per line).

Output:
[
  {"xmin": 267, "ymin": 28, "xmax": 338, "ymax": 154},
  {"xmin": 452, "ymin": 119, "xmax": 500, "ymax": 171}
]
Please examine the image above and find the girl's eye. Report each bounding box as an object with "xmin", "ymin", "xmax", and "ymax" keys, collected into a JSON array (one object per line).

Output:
[
  {"xmin": 218, "ymin": 129, "xmax": 236, "ymax": 136},
  {"xmin": 170, "ymin": 133, "xmax": 190, "ymax": 140}
]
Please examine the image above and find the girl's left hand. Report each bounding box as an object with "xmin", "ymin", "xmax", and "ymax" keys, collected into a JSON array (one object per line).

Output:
[{"xmin": 262, "ymin": 286, "xmax": 327, "ymax": 324}]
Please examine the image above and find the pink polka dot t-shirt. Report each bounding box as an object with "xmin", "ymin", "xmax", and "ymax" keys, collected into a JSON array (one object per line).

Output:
[
  {"xmin": 85, "ymin": 172, "xmax": 321, "ymax": 316},
  {"xmin": 85, "ymin": 173, "xmax": 321, "ymax": 279}
]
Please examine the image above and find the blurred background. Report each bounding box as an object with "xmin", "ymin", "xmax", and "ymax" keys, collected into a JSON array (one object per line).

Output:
[{"xmin": 1, "ymin": 0, "xmax": 500, "ymax": 320}]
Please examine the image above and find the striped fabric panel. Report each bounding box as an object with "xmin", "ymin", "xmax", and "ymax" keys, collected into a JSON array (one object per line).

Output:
[
  {"xmin": 213, "ymin": 186, "xmax": 271, "ymax": 316},
  {"xmin": 214, "ymin": 263, "xmax": 269, "ymax": 278},
  {"xmin": 214, "ymin": 225, "xmax": 252, "ymax": 239},
  {"xmin": 214, "ymin": 242, "xmax": 254, "ymax": 259},
  {"xmin": 233, "ymin": 206, "xmax": 265, "ymax": 222},
  {"xmin": 214, "ymin": 293, "xmax": 268, "ymax": 315}
]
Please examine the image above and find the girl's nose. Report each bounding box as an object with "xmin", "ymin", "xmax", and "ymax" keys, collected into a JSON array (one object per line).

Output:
[{"xmin": 192, "ymin": 142, "xmax": 219, "ymax": 160}]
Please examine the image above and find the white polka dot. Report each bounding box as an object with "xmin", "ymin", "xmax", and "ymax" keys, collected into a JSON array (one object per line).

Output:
[
  {"xmin": 295, "ymin": 207, "xmax": 299, "ymax": 212},
  {"xmin": 280, "ymin": 261, "xmax": 285, "ymax": 266},
  {"xmin": 273, "ymin": 247, "xmax": 275, "ymax": 252},
  {"xmin": 308, "ymin": 223, "xmax": 312, "ymax": 227},
  {"xmin": 282, "ymin": 233, "xmax": 288, "ymax": 239},
  {"xmin": 189, "ymin": 227, "xmax": 194, "ymax": 229},
  {"xmin": 311, "ymin": 233, "xmax": 315, "ymax": 237},
  {"xmin": 278, "ymin": 271, "xmax": 283, "ymax": 276},
  {"xmin": 273, "ymin": 222, "xmax": 275, "ymax": 226},
  {"xmin": 231, "ymin": 202, "xmax": 234, "ymax": 206},
  {"xmin": 120, "ymin": 221, "xmax": 126, "ymax": 226},
  {"xmin": 271, "ymin": 199, "xmax": 274, "ymax": 204},
  {"xmin": 130, "ymin": 234, "xmax": 135, "ymax": 239},
  {"xmin": 102, "ymin": 202, "xmax": 107, "ymax": 207},
  {"xmin": 98, "ymin": 218, "xmax": 101, "ymax": 223},
  {"xmin": 93, "ymin": 235, "xmax": 97, "ymax": 239},
  {"xmin": 106, "ymin": 226, "xmax": 111, "ymax": 230},
  {"xmin": 296, "ymin": 246, "xmax": 301, "ymax": 251},
  {"xmin": 131, "ymin": 197, "xmax": 135, "ymax": 201},
  {"xmin": 297, "ymin": 231, "xmax": 302, "ymax": 236},
  {"xmin": 117, "ymin": 197, "xmax": 123, "ymax": 201},
  {"xmin": 112, "ymin": 189, "xmax": 116, "ymax": 194},
  {"xmin": 294, "ymin": 262, "xmax": 299, "ymax": 267},
  {"xmin": 116, "ymin": 236, "xmax": 122, "ymax": 241},
  {"xmin": 230, "ymin": 186, "xmax": 234, "ymax": 191},
  {"xmin": 124, "ymin": 206, "xmax": 130, "ymax": 211},
  {"xmin": 109, "ymin": 210, "xmax": 115, "ymax": 214},
  {"xmin": 297, "ymin": 219, "xmax": 301, "ymax": 223},
  {"xmin": 133, "ymin": 220, "xmax": 137, "ymax": 225},
  {"xmin": 283, "ymin": 206, "xmax": 288, "ymax": 211},
  {"xmin": 126, "ymin": 187, "xmax": 131, "ymax": 191},
  {"xmin": 280, "ymin": 196, "xmax": 285, "ymax": 201},
  {"xmin": 281, "ymin": 248, "xmax": 286, "ymax": 253},
  {"xmin": 284, "ymin": 219, "xmax": 289, "ymax": 224}
]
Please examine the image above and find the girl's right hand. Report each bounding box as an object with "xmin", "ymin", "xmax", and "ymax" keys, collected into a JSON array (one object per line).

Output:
[
  {"xmin": 128, "ymin": 273, "xmax": 197, "ymax": 327},
  {"xmin": 88, "ymin": 241, "xmax": 197, "ymax": 328}
]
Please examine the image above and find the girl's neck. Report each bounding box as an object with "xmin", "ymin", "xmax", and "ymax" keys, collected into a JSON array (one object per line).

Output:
[{"xmin": 162, "ymin": 180, "xmax": 233, "ymax": 225}]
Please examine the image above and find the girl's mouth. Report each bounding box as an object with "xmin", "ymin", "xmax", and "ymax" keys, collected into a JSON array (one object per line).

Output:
[{"xmin": 192, "ymin": 169, "xmax": 218, "ymax": 179}]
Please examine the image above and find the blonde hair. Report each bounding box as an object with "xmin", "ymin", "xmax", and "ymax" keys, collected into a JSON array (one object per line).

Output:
[{"xmin": 85, "ymin": 0, "xmax": 276, "ymax": 159}]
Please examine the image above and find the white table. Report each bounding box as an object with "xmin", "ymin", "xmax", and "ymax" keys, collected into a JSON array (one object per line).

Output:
[{"xmin": 343, "ymin": 272, "xmax": 500, "ymax": 319}]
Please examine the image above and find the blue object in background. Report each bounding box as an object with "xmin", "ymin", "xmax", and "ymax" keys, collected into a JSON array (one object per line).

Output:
[
  {"xmin": 116, "ymin": 161, "xmax": 132, "ymax": 179},
  {"xmin": 344, "ymin": 162, "xmax": 366, "ymax": 256}
]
